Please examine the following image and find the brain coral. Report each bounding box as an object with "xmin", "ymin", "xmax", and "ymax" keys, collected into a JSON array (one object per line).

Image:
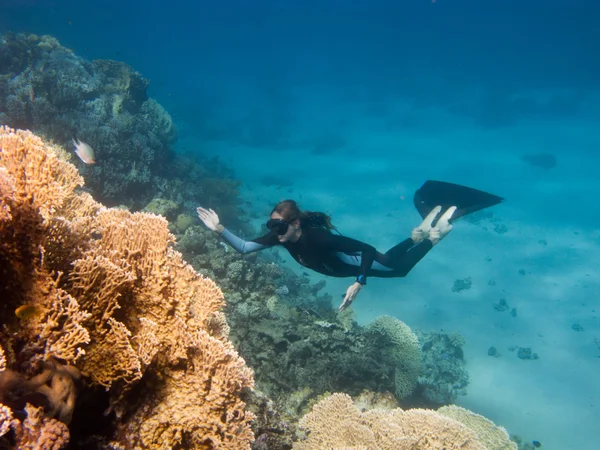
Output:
[
  {"xmin": 0, "ymin": 126, "xmax": 255, "ymax": 449},
  {"xmin": 366, "ymin": 315, "xmax": 422, "ymax": 399}
]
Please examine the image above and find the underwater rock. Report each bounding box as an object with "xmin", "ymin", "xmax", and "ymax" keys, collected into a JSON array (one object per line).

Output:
[
  {"xmin": 452, "ymin": 276, "xmax": 472, "ymax": 293},
  {"xmin": 493, "ymin": 223, "xmax": 508, "ymax": 234},
  {"xmin": 520, "ymin": 152, "xmax": 557, "ymax": 169},
  {"xmin": 517, "ymin": 347, "xmax": 539, "ymax": 360},
  {"xmin": 571, "ymin": 322, "xmax": 584, "ymax": 332},
  {"xmin": 493, "ymin": 298, "xmax": 509, "ymax": 312}
]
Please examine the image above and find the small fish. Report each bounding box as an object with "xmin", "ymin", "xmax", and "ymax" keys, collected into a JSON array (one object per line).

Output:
[
  {"xmin": 15, "ymin": 304, "xmax": 41, "ymax": 320},
  {"xmin": 72, "ymin": 138, "xmax": 96, "ymax": 164},
  {"xmin": 532, "ymin": 441, "xmax": 542, "ymax": 448}
]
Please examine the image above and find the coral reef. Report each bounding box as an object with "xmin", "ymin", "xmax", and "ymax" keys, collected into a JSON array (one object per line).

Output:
[
  {"xmin": 0, "ymin": 33, "xmax": 174, "ymax": 205},
  {"xmin": 414, "ymin": 330, "xmax": 470, "ymax": 406},
  {"xmin": 0, "ymin": 32, "xmax": 242, "ymax": 224},
  {"xmin": 365, "ymin": 315, "xmax": 422, "ymax": 399},
  {"xmin": 293, "ymin": 393, "xmax": 489, "ymax": 449},
  {"xmin": 0, "ymin": 127, "xmax": 254, "ymax": 448},
  {"xmin": 438, "ymin": 405, "xmax": 517, "ymax": 450},
  {"xmin": 2, "ymin": 403, "xmax": 70, "ymax": 450},
  {"xmin": 176, "ymin": 225, "xmax": 471, "ymax": 446},
  {"xmin": 294, "ymin": 393, "xmax": 517, "ymax": 449}
]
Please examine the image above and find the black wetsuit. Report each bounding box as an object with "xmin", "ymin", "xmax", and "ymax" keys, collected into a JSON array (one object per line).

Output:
[{"xmin": 220, "ymin": 227, "xmax": 433, "ymax": 285}]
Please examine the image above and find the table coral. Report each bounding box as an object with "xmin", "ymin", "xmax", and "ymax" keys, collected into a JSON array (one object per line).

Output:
[
  {"xmin": 294, "ymin": 393, "xmax": 489, "ymax": 450},
  {"xmin": 0, "ymin": 126, "xmax": 255, "ymax": 448},
  {"xmin": 438, "ymin": 405, "xmax": 517, "ymax": 450}
]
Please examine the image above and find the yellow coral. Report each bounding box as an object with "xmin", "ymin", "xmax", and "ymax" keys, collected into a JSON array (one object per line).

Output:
[
  {"xmin": 0, "ymin": 345, "xmax": 6, "ymax": 373},
  {"xmin": 116, "ymin": 330, "xmax": 254, "ymax": 449},
  {"xmin": 0, "ymin": 403, "xmax": 13, "ymax": 437},
  {"xmin": 0, "ymin": 125, "xmax": 83, "ymax": 219},
  {"xmin": 294, "ymin": 393, "xmax": 491, "ymax": 450},
  {"xmin": 0, "ymin": 127, "xmax": 255, "ymax": 448},
  {"xmin": 438, "ymin": 405, "xmax": 517, "ymax": 450}
]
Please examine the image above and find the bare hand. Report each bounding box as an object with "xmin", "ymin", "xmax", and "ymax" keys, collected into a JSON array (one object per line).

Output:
[
  {"xmin": 196, "ymin": 206, "xmax": 221, "ymax": 232},
  {"xmin": 338, "ymin": 282, "xmax": 363, "ymax": 311}
]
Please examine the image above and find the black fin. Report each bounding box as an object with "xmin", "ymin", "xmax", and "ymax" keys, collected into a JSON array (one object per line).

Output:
[{"xmin": 413, "ymin": 180, "xmax": 504, "ymax": 222}]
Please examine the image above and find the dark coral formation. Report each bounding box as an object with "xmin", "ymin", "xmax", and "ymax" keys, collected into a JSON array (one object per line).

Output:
[
  {"xmin": 0, "ymin": 33, "xmax": 174, "ymax": 204},
  {"xmin": 414, "ymin": 331, "xmax": 470, "ymax": 406},
  {"xmin": 0, "ymin": 32, "xmax": 241, "ymax": 224}
]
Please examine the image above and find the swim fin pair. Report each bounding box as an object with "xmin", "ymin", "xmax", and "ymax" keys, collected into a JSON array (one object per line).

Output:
[{"xmin": 413, "ymin": 180, "xmax": 504, "ymax": 223}]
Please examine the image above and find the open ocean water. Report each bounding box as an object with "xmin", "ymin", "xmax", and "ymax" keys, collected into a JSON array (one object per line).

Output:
[{"xmin": 1, "ymin": 1, "xmax": 599, "ymax": 449}]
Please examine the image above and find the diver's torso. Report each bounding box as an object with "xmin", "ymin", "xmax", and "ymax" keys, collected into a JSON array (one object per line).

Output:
[{"xmin": 282, "ymin": 229, "xmax": 358, "ymax": 278}]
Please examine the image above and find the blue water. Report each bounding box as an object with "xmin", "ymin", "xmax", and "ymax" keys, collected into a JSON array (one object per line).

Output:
[{"xmin": 2, "ymin": 1, "xmax": 599, "ymax": 449}]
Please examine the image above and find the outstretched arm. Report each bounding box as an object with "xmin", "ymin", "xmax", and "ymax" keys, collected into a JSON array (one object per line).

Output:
[
  {"xmin": 220, "ymin": 228, "xmax": 275, "ymax": 254},
  {"xmin": 197, "ymin": 206, "xmax": 276, "ymax": 254},
  {"xmin": 309, "ymin": 229, "xmax": 377, "ymax": 312}
]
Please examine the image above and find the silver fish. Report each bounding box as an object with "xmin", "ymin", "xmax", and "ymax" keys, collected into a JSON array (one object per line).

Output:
[{"xmin": 72, "ymin": 138, "xmax": 96, "ymax": 164}]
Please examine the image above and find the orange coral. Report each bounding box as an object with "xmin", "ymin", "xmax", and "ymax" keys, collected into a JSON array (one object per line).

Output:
[
  {"xmin": 13, "ymin": 404, "xmax": 70, "ymax": 450},
  {"xmin": 0, "ymin": 127, "xmax": 255, "ymax": 448},
  {"xmin": 0, "ymin": 126, "xmax": 83, "ymax": 219}
]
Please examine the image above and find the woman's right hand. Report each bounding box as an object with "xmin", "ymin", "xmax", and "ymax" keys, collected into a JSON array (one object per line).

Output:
[{"xmin": 196, "ymin": 206, "xmax": 222, "ymax": 232}]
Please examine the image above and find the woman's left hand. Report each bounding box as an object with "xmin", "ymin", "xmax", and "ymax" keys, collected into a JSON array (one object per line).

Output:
[{"xmin": 338, "ymin": 282, "xmax": 362, "ymax": 311}]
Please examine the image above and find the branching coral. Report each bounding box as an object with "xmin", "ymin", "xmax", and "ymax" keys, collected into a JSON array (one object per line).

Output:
[{"xmin": 0, "ymin": 126, "xmax": 255, "ymax": 448}]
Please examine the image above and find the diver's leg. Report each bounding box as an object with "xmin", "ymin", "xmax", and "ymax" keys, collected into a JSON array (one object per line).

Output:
[
  {"xmin": 377, "ymin": 204, "xmax": 441, "ymax": 265},
  {"xmin": 377, "ymin": 206, "xmax": 457, "ymax": 276},
  {"xmin": 378, "ymin": 240, "xmax": 433, "ymax": 276}
]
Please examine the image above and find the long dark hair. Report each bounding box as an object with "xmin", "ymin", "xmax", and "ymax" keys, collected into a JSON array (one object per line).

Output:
[{"xmin": 271, "ymin": 200, "xmax": 337, "ymax": 232}]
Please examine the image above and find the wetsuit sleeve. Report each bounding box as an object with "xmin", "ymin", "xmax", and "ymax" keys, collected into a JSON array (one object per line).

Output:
[
  {"xmin": 311, "ymin": 229, "xmax": 376, "ymax": 284},
  {"xmin": 220, "ymin": 228, "xmax": 277, "ymax": 254}
]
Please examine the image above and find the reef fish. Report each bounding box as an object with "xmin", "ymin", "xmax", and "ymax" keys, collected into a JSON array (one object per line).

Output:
[
  {"xmin": 72, "ymin": 138, "xmax": 96, "ymax": 164},
  {"xmin": 15, "ymin": 304, "xmax": 41, "ymax": 320}
]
